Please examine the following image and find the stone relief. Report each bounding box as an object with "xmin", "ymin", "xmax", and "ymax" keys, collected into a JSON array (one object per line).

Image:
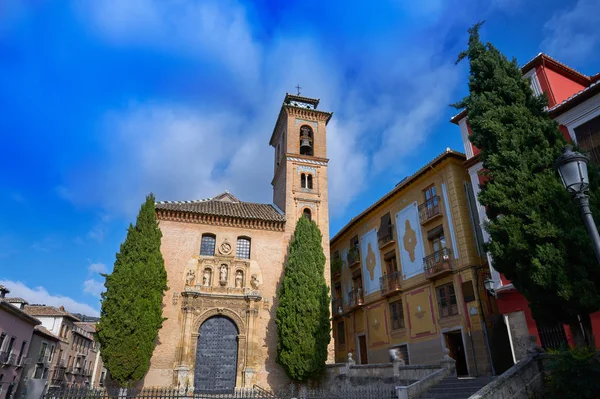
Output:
[
  {"xmin": 219, "ymin": 240, "xmax": 233, "ymax": 256},
  {"xmin": 250, "ymin": 274, "xmax": 260, "ymax": 290},
  {"xmin": 186, "ymin": 269, "xmax": 196, "ymax": 287}
]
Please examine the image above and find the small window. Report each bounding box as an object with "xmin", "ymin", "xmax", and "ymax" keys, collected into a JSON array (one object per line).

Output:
[
  {"xmin": 200, "ymin": 234, "xmax": 216, "ymax": 256},
  {"xmin": 307, "ymin": 174, "xmax": 313, "ymax": 189},
  {"xmin": 428, "ymin": 225, "xmax": 446, "ymax": 253},
  {"xmin": 424, "ymin": 185, "xmax": 437, "ymax": 201},
  {"xmin": 462, "ymin": 281, "xmax": 475, "ymax": 303},
  {"xmin": 301, "ymin": 173, "xmax": 307, "ymax": 188},
  {"xmin": 384, "ymin": 252, "xmax": 398, "ymax": 274},
  {"xmin": 337, "ymin": 321, "xmax": 346, "ymax": 345},
  {"xmin": 436, "ymin": 283, "xmax": 458, "ymax": 317},
  {"xmin": 389, "ymin": 300, "xmax": 405, "ymax": 330},
  {"xmin": 391, "ymin": 344, "xmax": 410, "ymax": 365},
  {"xmin": 303, "ymin": 208, "xmax": 312, "ymax": 220},
  {"xmin": 236, "ymin": 237, "xmax": 251, "ymax": 259}
]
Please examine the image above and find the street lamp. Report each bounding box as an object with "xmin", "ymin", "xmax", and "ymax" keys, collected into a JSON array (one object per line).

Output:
[
  {"xmin": 555, "ymin": 145, "xmax": 600, "ymax": 264},
  {"xmin": 483, "ymin": 278, "xmax": 498, "ymax": 298}
]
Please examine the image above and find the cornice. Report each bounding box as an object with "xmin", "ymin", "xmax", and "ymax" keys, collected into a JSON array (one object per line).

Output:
[
  {"xmin": 156, "ymin": 209, "xmax": 285, "ymax": 232},
  {"xmin": 284, "ymin": 105, "xmax": 333, "ymax": 124}
]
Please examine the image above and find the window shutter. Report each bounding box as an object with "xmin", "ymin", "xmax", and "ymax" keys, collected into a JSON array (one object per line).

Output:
[{"xmin": 378, "ymin": 213, "xmax": 391, "ymax": 239}]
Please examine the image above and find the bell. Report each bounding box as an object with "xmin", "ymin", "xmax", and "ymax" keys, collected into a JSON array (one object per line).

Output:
[{"xmin": 300, "ymin": 138, "xmax": 312, "ymax": 150}]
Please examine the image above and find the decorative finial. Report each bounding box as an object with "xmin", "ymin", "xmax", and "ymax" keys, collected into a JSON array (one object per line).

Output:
[{"xmin": 295, "ymin": 84, "xmax": 302, "ymax": 96}]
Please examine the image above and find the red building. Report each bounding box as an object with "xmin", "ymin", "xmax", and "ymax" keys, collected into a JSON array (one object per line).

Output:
[{"xmin": 451, "ymin": 53, "xmax": 600, "ymax": 362}]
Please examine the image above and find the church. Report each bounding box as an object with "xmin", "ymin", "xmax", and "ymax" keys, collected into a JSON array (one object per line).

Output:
[{"xmin": 143, "ymin": 94, "xmax": 334, "ymax": 391}]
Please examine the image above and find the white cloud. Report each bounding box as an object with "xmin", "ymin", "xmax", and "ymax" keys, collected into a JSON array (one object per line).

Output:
[
  {"xmin": 0, "ymin": 279, "xmax": 100, "ymax": 316},
  {"xmin": 83, "ymin": 279, "xmax": 105, "ymax": 299},
  {"xmin": 88, "ymin": 263, "xmax": 108, "ymax": 274},
  {"xmin": 31, "ymin": 236, "xmax": 61, "ymax": 253},
  {"xmin": 541, "ymin": 0, "xmax": 600, "ymax": 65}
]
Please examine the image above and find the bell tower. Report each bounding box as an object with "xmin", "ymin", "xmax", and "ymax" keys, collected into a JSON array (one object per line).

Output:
[{"xmin": 270, "ymin": 93, "xmax": 332, "ymax": 234}]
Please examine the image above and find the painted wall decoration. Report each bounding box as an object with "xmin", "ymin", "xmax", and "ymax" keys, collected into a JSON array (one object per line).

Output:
[
  {"xmin": 360, "ymin": 229, "xmax": 382, "ymax": 295},
  {"xmin": 406, "ymin": 287, "xmax": 436, "ymax": 338},
  {"xmin": 395, "ymin": 203, "xmax": 426, "ymax": 278},
  {"xmin": 341, "ymin": 248, "xmax": 353, "ymax": 305}
]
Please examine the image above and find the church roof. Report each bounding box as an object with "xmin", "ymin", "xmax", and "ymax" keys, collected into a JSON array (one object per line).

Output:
[{"xmin": 155, "ymin": 192, "xmax": 286, "ymax": 223}]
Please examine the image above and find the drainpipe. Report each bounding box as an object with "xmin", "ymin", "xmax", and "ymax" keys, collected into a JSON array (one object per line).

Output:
[
  {"xmin": 474, "ymin": 267, "xmax": 496, "ymax": 376},
  {"xmin": 504, "ymin": 315, "xmax": 517, "ymax": 365}
]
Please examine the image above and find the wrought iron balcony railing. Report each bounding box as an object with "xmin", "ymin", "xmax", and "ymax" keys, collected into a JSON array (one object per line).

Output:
[
  {"xmin": 378, "ymin": 224, "xmax": 395, "ymax": 248},
  {"xmin": 347, "ymin": 288, "xmax": 364, "ymax": 308},
  {"xmin": 380, "ymin": 271, "xmax": 402, "ymax": 295},
  {"xmin": 423, "ymin": 248, "xmax": 454, "ymax": 279},
  {"xmin": 347, "ymin": 247, "xmax": 360, "ymax": 267},
  {"xmin": 418, "ymin": 196, "xmax": 441, "ymax": 223}
]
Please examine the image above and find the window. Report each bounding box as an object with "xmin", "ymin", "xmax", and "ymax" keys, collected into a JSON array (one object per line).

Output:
[
  {"xmin": 436, "ymin": 283, "xmax": 458, "ymax": 317},
  {"xmin": 303, "ymin": 208, "xmax": 312, "ymax": 221},
  {"xmin": 378, "ymin": 213, "xmax": 393, "ymax": 245},
  {"xmin": 276, "ymin": 143, "xmax": 281, "ymax": 165},
  {"xmin": 424, "ymin": 185, "xmax": 437, "ymax": 202},
  {"xmin": 301, "ymin": 173, "xmax": 307, "ymax": 188},
  {"xmin": 384, "ymin": 251, "xmax": 398, "ymax": 274},
  {"xmin": 428, "ymin": 225, "xmax": 445, "ymax": 253},
  {"xmin": 200, "ymin": 234, "xmax": 216, "ymax": 256},
  {"xmin": 7, "ymin": 337, "xmax": 14, "ymax": 354},
  {"xmin": 389, "ymin": 300, "xmax": 405, "ymax": 330},
  {"xmin": 299, "ymin": 125, "xmax": 314, "ymax": 156},
  {"xmin": 462, "ymin": 281, "xmax": 475, "ymax": 303},
  {"xmin": 236, "ymin": 237, "xmax": 251, "ymax": 259},
  {"xmin": 0, "ymin": 333, "xmax": 5, "ymax": 351},
  {"xmin": 307, "ymin": 174, "xmax": 313, "ymax": 189},
  {"xmin": 337, "ymin": 321, "xmax": 346, "ymax": 345},
  {"xmin": 391, "ymin": 344, "xmax": 410, "ymax": 365},
  {"xmin": 574, "ymin": 115, "xmax": 600, "ymax": 166},
  {"xmin": 17, "ymin": 341, "xmax": 26, "ymax": 361},
  {"xmin": 34, "ymin": 365, "xmax": 44, "ymax": 379},
  {"xmin": 39, "ymin": 343, "xmax": 48, "ymax": 362}
]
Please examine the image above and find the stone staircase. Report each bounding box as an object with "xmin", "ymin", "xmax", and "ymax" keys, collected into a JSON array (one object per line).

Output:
[{"xmin": 418, "ymin": 376, "xmax": 495, "ymax": 399}]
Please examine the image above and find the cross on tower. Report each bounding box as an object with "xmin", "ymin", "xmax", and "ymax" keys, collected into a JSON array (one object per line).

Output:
[{"xmin": 295, "ymin": 84, "xmax": 302, "ymax": 96}]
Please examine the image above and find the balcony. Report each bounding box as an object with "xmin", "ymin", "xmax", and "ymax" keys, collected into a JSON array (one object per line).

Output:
[
  {"xmin": 378, "ymin": 224, "xmax": 395, "ymax": 249},
  {"xmin": 37, "ymin": 354, "xmax": 50, "ymax": 364},
  {"xmin": 332, "ymin": 297, "xmax": 343, "ymax": 318},
  {"xmin": 347, "ymin": 248, "xmax": 360, "ymax": 268},
  {"xmin": 347, "ymin": 288, "xmax": 364, "ymax": 309},
  {"xmin": 331, "ymin": 257, "xmax": 342, "ymax": 281},
  {"xmin": 423, "ymin": 248, "xmax": 454, "ymax": 279},
  {"xmin": 0, "ymin": 352, "xmax": 17, "ymax": 366},
  {"xmin": 16, "ymin": 356, "xmax": 30, "ymax": 367},
  {"xmin": 418, "ymin": 196, "xmax": 441, "ymax": 224},
  {"xmin": 380, "ymin": 271, "xmax": 402, "ymax": 296}
]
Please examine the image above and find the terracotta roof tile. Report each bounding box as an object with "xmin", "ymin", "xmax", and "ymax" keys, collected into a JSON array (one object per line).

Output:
[
  {"xmin": 24, "ymin": 305, "xmax": 81, "ymax": 321},
  {"xmin": 155, "ymin": 192, "xmax": 285, "ymax": 223},
  {"xmin": 34, "ymin": 325, "xmax": 60, "ymax": 341},
  {"xmin": 5, "ymin": 297, "xmax": 29, "ymax": 304}
]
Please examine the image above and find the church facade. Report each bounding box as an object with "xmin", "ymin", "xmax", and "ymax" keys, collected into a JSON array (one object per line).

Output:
[{"xmin": 143, "ymin": 94, "xmax": 333, "ymax": 391}]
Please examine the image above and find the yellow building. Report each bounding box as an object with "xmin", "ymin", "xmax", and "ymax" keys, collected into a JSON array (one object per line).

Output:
[{"xmin": 330, "ymin": 149, "xmax": 494, "ymax": 377}]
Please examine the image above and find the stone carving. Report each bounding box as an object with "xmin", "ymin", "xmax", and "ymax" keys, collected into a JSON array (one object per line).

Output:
[
  {"xmin": 250, "ymin": 274, "xmax": 260, "ymax": 290},
  {"xmin": 186, "ymin": 269, "xmax": 196, "ymax": 287},
  {"xmin": 403, "ymin": 219, "xmax": 417, "ymax": 262},
  {"xmin": 365, "ymin": 243, "xmax": 376, "ymax": 281},
  {"xmin": 220, "ymin": 241, "xmax": 232, "ymax": 255},
  {"xmin": 172, "ymin": 292, "xmax": 179, "ymax": 305},
  {"xmin": 220, "ymin": 265, "xmax": 228, "ymax": 286},
  {"xmin": 346, "ymin": 352, "xmax": 355, "ymax": 365},
  {"xmin": 202, "ymin": 268, "xmax": 212, "ymax": 287},
  {"xmin": 235, "ymin": 270, "xmax": 243, "ymax": 288}
]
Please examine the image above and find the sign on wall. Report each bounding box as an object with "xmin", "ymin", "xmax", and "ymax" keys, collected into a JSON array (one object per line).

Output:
[
  {"xmin": 395, "ymin": 202, "xmax": 426, "ymax": 279},
  {"xmin": 360, "ymin": 229, "xmax": 382, "ymax": 295}
]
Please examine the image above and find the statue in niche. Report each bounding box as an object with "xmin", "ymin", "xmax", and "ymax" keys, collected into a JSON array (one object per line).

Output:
[
  {"xmin": 202, "ymin": 268, "xmax": 212, "ymax": 287},
  {"xmin": 403, "ymin": 219, "xmax": 417, "ymax": 262},
  {"xmin": 185, "ymin": 269, "xmax": 195, "ymax": 286},
  {"xmin": 235, "ymin": 270, "xmax": 243, "ymax": 288},
  {"xmin": 250, "ymin": 274, "xmax": 260, "ymax": 290},
  {"xmin": 365, "ymin": 243, "xmax": 376, "ymax": 281},
  {"xmin": 220, "ymin": 265, "xmax": 228, "ymax": 285}
]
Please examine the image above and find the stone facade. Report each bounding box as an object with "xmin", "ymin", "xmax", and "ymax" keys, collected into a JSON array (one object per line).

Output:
[
  {"xmin": 144, "ymin": 94, "xmax": 333, "ymax": 390},
  {"xmin": 330, "ymin": 150, "xmax": 495, "ymax": 376}
]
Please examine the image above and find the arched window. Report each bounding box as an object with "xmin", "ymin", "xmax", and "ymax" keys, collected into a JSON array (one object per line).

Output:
[
  {"xmin": 301, "ymin": 173, "xmax": 307, "ymax": 188},
  {"xmin": 307, "ymin": 174, "xmax": 313, "ymax": 189},
  {"xmin": 236, "ymin": 237, "xmax": 251, "ymax": 259},
  {"xmin": 299, "ymin": 125, "xmax": 314, "ymax": 156},
  {"xmin": 303, "ymin": 208, "xmax": 312, "ymax": 221},
  {"xmin": 200, "ymin": 234, "xmax": 216, "ymax": 256}
]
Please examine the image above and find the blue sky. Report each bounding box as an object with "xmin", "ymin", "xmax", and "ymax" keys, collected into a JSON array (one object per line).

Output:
[{"xmin": 1, "ymin": 0, "xmax": 599, "ymax": 316}]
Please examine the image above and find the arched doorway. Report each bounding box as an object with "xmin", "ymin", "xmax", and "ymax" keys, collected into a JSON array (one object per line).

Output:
[{"xmin": 194, "ymin": 316, "xmax": 239, "ymax": 392}]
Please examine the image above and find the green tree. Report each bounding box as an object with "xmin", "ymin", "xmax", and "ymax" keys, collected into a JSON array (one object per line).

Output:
[
  {"xmin": 276, "ymin": 216, "xmax": 331, "ymax": 381},
  {"xmin": 454, "ymin": 23, "xmax": 600, "ymax": 347},
  {"xmin": 97, "ymin": 194, "xmax": 168, "ymax": 385}
]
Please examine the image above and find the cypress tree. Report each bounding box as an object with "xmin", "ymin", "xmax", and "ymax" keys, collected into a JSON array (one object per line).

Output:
[
  {"xmin": 97, "ymin": 194, "xmax": 168, "ymax": 385},
  {"xmin": 455, "ymin": 23, "xmax": 600, "ymax": 346},
  {"xmin": 276, "ymin": 216, "xmax": 331, "ymax": 381}
]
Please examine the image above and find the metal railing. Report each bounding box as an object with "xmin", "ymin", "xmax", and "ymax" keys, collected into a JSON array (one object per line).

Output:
[
  {"xmin": 379, "ymin": 271, "xmax": 402, "ymax": 295},
  {"xmin": 423, "ymin": 248, "xmax": 454, "ymax": 277},
  {"xmin": 331, "ymin": 297, "xmax": 342, "ymax": 317},
  {"xmin": 418, "ymin": 195, "xmax": 441, "ymax": 223},
  {"xmin": 348, "ymin": 288, "xmax": 364, "ymax": 308},
  {"xmin": 347, "ymin": 247, "xmax": 360, "ymax": 266},
  {"xmin": 45, "ymin": 386, "xmax": 397, "ymax": 399},
  {"xmin": 378, "ymin": 224, "xmax": 395, "ymax": 247}
]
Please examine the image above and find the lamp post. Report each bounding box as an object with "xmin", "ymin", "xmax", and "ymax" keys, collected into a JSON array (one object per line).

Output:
[
  {"xmin": 483, "ymin": 278, "xmax": 498, "ymax": 298},
  {"xmin": 555, "ymin": 145, "xmax": 600, "ymax": 265}
]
